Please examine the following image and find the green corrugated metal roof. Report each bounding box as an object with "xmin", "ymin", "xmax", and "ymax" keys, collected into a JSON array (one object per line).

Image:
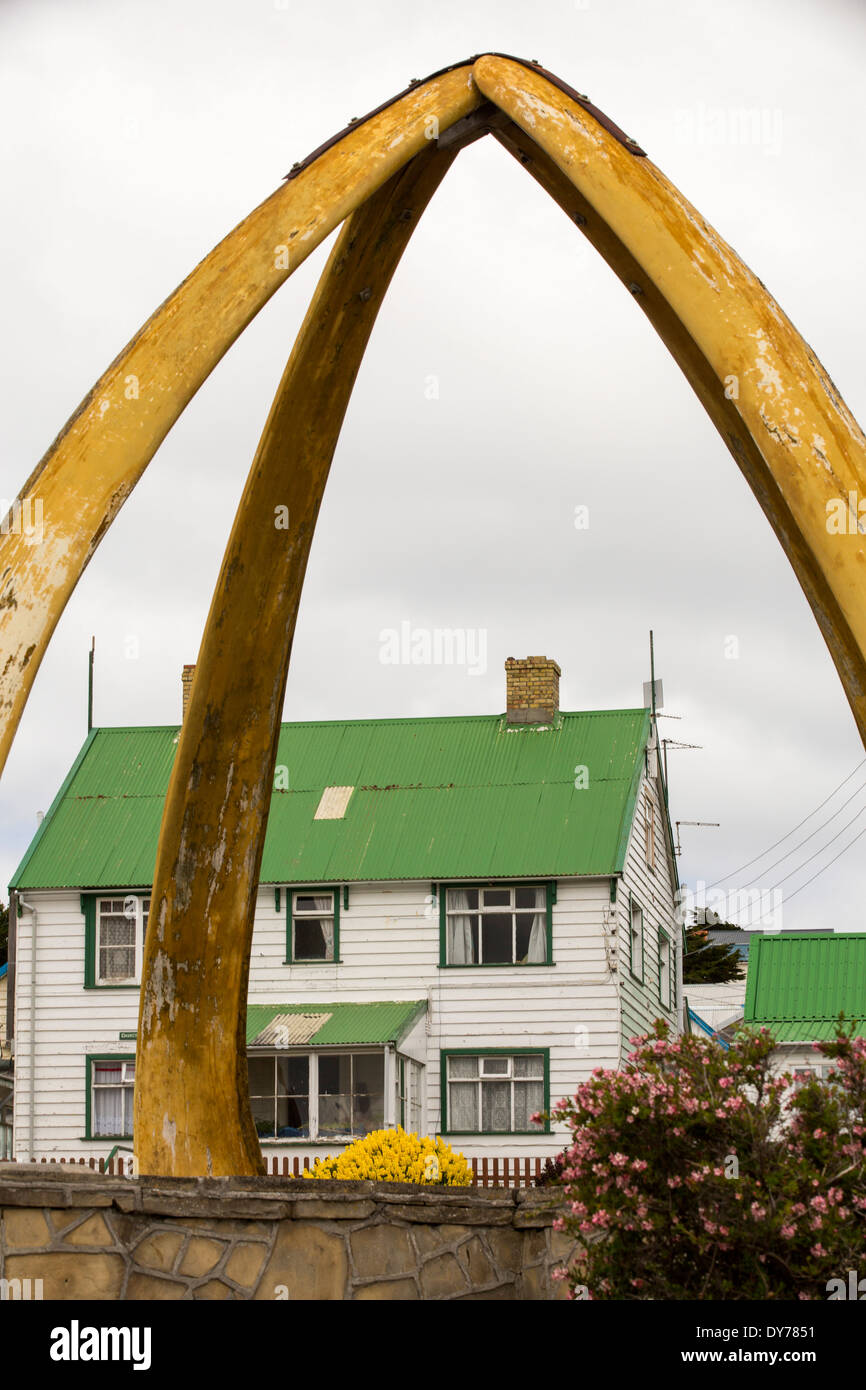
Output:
[
  {"xmin": 744, "ymin": 933, "xmax": 866, "ymax": 1042},
  {"xmin": 10, "ymin": 708, "xmax": 651, "ymax": 889},
  {"xmin": 246, "ymin": 1000, "xmax": 426, "ymax": 1047}
]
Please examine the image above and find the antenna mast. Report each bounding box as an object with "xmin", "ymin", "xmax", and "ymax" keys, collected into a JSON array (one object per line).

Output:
[{"xmin": 87, "ymin": 636, "xmax": 95, "ymax": 733}]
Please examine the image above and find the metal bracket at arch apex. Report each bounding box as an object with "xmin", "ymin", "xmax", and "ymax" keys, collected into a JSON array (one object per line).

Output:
[{"xmin": 282, "ymin": 53, "xmax": 647, "ymax": 182}]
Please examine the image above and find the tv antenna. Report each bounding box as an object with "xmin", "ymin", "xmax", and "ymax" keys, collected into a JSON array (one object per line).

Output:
[
  {"xmin": 675, "ymin": 820, "xmax": 719, "ymax": 856},
  {"xmin": 661, "ymin": 738, "xmax": 703, "ymax": 784}
]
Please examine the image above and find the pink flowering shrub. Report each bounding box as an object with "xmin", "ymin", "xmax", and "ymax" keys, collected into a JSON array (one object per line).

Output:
[{"xmin": 548, "ymin": 1021, "xmax": 866, "ymax": 1300}]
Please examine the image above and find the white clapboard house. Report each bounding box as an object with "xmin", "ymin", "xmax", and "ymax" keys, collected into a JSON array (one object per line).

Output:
[{"xmin": 5, "ymin": 656, "xmax": 683, "ymax": 1169}]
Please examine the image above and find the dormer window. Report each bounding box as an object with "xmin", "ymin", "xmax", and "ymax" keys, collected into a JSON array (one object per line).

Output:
[{"xmin": 287, "ymin": 889, "xmax": 339, "ymax": 963}]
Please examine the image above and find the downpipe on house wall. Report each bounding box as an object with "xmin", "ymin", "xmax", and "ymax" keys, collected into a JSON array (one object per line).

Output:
[{"xmin": 17, "ymin": 895, "xmax": 36, "ymax": 1159}]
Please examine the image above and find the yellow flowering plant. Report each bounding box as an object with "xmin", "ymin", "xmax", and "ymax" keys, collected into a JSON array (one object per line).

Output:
[{"xmin": 303, "ymin": 1127, "xmax": 472, "ymax": 1186}]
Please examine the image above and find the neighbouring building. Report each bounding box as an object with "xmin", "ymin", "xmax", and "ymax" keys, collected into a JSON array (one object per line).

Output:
[
  {"xmin": 6, "ymin": 656, "xmax": 683, "ymax": 1168},
  {"xmin": 743, "ymin": 930, "xmax": 866, "ymax": 1077}
]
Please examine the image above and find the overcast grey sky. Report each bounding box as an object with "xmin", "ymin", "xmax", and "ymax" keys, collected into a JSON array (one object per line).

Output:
[{"xmin": 2, "ymin": 0, "xmax": 865, "ymax": 930}]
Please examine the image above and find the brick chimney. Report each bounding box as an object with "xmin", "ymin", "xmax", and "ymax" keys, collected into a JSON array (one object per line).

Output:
[
  {"xmin": 505, "ymin": 655, "xmax": 561, "ymax": 725},
  {"xmin": 181, "ymin": 664, "xmax": 196, "ymax": 722}
]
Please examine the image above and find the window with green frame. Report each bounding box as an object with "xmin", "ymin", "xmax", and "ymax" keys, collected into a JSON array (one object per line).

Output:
[
  {"xmin": 84, "ymin": 1054, "xmax": 135, "ymax": 1139},
  {"xmin": 628, "ymin": 896, "xmax": 644, "ymax": 982},
  {"xmin": 82, "ymin": 893, "xmax": 150, "ymax": 988},
  {"xmin": 441, "ymin": 1050, "xmax": 549, "ymax": 1134},
  {"xmin": 658, "ymin": 928, "xmax": 673, "ymax": 1010},
  {"xmin": 247, "ymin": 1049, "xmax": 384, "ymax": 1138},
  {"xmin": 285, "ymin": 888, "xmax": 340, "ymax": 963},
  {"xmin": 439, "ymin": 883, "xmax": 554, "ymax": 966}
]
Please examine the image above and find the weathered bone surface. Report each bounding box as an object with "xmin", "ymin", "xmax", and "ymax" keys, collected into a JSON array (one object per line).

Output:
[
  {"xmin": 3, "ymin": 57, "xmax": 864, "ymax": 1175},
  {"xmin": 134, "ymin": 147, "xmax": 457, "ymax": 1175},
  {"xmin": 0, "ymin": 66, "xmax": 480, "ymax": 778}
]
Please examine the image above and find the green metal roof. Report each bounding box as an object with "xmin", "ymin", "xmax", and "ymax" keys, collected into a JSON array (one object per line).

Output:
[
  {"xmin": 246, "ymin": 1000, "xmax": 426, "ymax": 1047},
  {"xmin": 744, "ymin": 932, "xmax": 866, "ymax": 1042},
  {"xmin": 10, "ymin": 708, "xmax": 651, "ymax": 889}
]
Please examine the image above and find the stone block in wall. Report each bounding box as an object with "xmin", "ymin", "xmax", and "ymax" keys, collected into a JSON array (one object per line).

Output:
[
  {"xmin": 63, "ymin": 1213, "xmax": 115, "ymax": 1248},
  {"xmin": 2, "ymin": 1206, "xmax": 52, "ymax": 1249},
  {"xmin": 520, "ymin": 1229, "xmax": 548, "ymax": 1264},
  {"xmin": 353, "ymin": 1278, "xmax": 419, "ymax": 1300},
  {"xmin": 411, "ymin": 1223, "xmax": 473, "ymax": 1258},
  {"xmin": 224, "ymin": 1241, "xmax": 268, "ymax": 1288},
  {"xmin": 484, "ymin": 1226, "xmax": 524, "ymax": 1274},
  {"xmin": 255, "ymin": 1223, "xmax": 347, "ymax": 1300},
  {"xmin": 517, "ymin": 1264, "xmax": 551, "ymax": 1299},
  {"xmin": 454, "ymin": 1284, "xmax": 517, "ymax": 1300},
  {"xmin": 419, "ymin": 1252, "xmax": 469, "ymax": 1299},
  {"xmin": 0, "ymin": 1184, "xmax": 77, "ymax": 1209},
  {"xmin": 183, "ymin": 1218, "xmax": 271, "ymax": 1237},
  {"xmin": 513, "ymin": 1206, "xmax": 559, "ymax": 1228},
  {"xmin": 133, "ymin": 1229, "xmax": 185, "ymax": 1273},
  {"xmin": 351, "ymin": 1224, "xmax": 415, "ymax": 1279},
  {"xmin": 126, "ymin": 1272, "xmax": 187, "ymax": 1300},
  {"xmin": 290, "ymin": 1197, "xmax": 376, "ymax": 1221},
  {"xmin": 192, "ymin": 1279, "xmax": 235, "ymax": 1300},
  {"xmin": 139, "ymin": 1193, "xmax": 293, "ymax": 1221},
  {"xmin": 460, "ymin": 1235, "xmax": 496, "ymax": 1288},
  {"xmin": 387, "ymin": 1201, "xmax": 513, "ymax": 1226},
  {"xmin": 4, "ymin": 1251, "xmax": 125, "ymax": 1299},
  {"xmin": 550, "ymin": 1229, "xmax": 580, "ymax": 1260},
  {"xmin": 178, "ymin": 1237, "xmax": 226, "ymax": 1279}
]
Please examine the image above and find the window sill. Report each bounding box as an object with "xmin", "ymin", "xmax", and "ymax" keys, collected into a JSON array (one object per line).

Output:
[
  {"xmin": 79, "ymin": 1135, "xmax": 133, "ymax": 1142},
  {"xmin": 258, "ymin": 1137, "xmax": 362, "ymax": 1145},
  {"xmin": 84, "ymin": 983, "xmax": 140, "ymax": 991},
  {"xmin": 442, "ymin": 1130, "xmax": 551, "ymax": 1138},
  {"xmin": 282, "ymin": 960, "xmax": 342, "ymax": 966},
  {"xmin": 438, "ymin": 962, "xmax": 555, "ymax": 969}
]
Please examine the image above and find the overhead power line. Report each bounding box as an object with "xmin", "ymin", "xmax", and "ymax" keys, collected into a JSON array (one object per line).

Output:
[
  {"xmin": 732, "ymin": 774, "xmax": 866, "ymax": 889},
  {"xmin": 738, "ymin": 820, "xmax": 866, "ymax": 927},
  {"xmin": 780, "ymin": 824, "xmax": 866, "ymax": 906},
  {"xmin": 704, "ymin": 757, "xmax": 866, "ymax": 890}
]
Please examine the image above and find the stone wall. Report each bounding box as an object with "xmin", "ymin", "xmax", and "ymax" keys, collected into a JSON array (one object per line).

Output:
[{"xmin": 0, "ymin": 1163, "xmax": 574, "ymax": 1300}]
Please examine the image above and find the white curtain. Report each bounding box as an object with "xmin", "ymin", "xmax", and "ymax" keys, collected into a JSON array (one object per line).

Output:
[
  {"xmin": 447, "ymin": 889, "xmax": 476, "ymax": 964},
  {"xmin": 314, "ymin": 895, "xmax": 335, "ymax": 958},
  {"xmin": 527, "ymin": 886, "xmax": 547, "ymax": 962},
  {"xmin": 527, "ymin": 912, "xmax": 547, "ymax": 962},
  {"xmin": 93, "ymin": 1065, "xmax": 124, "ymax": 1136}
]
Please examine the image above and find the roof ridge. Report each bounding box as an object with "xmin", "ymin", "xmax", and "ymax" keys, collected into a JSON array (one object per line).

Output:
[{"xmin": 88, "ymin": 707, "xmax": 650, "ymax": 734}]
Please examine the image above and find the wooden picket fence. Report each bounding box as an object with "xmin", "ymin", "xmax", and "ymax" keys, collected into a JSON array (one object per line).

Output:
[{"xmin": 28, "ymin": 1152, "xmax": 547, "ymax": 1188}]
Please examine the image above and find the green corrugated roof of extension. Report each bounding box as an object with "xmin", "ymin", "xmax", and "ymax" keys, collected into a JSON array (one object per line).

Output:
[
  {"xmin": 10, "ymin": 708, "xmax": 651, "ymax": 890},
  {"xmin": 744, "ymin": 932, "xmax": 866, "ymax": 1042},
  {"xmin": 246, "ymin": 1000, "xmax": 426, "ymax": 1047}
]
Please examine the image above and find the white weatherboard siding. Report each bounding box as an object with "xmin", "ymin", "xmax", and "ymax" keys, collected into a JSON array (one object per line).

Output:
[
  {"xmin": 618, "ymin": 765, "xmax": 681, "ymax": 1060},
  {"xmin": 769, "ymin": 1044, "xmax": 830, "ymax": 1075},
  {"xmin": 13, "ymin": 856, "xmax": 681, "ymax": 1163},
  {"xmin": 13, "ymin": 891, "xmax": 139, "ymax": 1160}
]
